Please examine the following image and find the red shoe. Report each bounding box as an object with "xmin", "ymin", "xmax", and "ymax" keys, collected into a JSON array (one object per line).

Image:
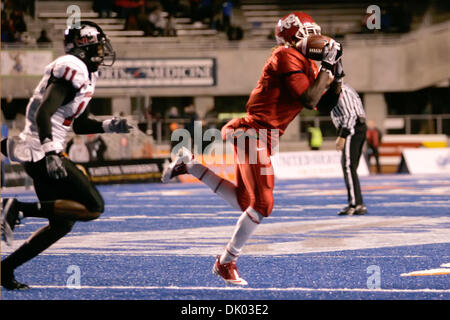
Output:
[{"xmin": 212, "ymin": 255, "xmax": 248, "ymax": 286}]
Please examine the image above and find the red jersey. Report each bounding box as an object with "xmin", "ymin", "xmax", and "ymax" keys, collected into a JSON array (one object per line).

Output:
[{"xmin": 244, "ymin": 45, "xmax": 318, "ymax": 136}]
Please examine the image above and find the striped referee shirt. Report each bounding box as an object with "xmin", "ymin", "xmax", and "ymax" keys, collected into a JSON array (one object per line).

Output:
[{"xmin": 330, "ymin": 83, "xmax": 366, "ymax": 137}]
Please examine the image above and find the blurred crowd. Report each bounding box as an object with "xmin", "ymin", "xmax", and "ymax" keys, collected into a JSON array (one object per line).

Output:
[
  {"xmin": 1, "ymin": 0, "xmax": 52, "ymax": 45},
  {"xmin": 360, "ymin": 1, "xmax": 412, "ymax": 33},
  {"xmin": 94, "ymin": 0, "xmax": 239, "ymax": 37},
  {"xmin": 1, "ymin": 0, "xmax": 28, "ymax": 43}
]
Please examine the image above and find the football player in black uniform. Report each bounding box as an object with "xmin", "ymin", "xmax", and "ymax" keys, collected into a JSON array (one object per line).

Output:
[{"xmin": 1, "ymin": 21, "xmax": 131, "ymax": 290}]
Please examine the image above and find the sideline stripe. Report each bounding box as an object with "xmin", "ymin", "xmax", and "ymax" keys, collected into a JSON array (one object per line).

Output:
[
  {"xmin": 401, "ymin": 269, "xmax": 450, "ymax": 277},
  {"xmin": 29, "ymin": 285, "xmax": 450, "ymax": 293},
  {"xmin": 400, "ymin": 263, "xmax": 450, "ymax": 276}
]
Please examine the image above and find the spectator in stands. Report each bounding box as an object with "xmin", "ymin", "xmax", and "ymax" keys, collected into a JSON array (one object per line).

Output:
[
  {"xmin": 93, "ymin": 0, "xmax": 114, "ymax": 18},
  {"xmin": 119, "ymin": 136, "xmax": 131, "ymax": 159},
  {"xmin": 161, "ymin": 0, "xmax": 180, "ymax": 18},
  {"xmin": 184, "ymin": 103, "xmax": 199, "ymax": 152},
  {"xmin": 165, "ymin": 13, "xmax": 177, "ymax": 36},
  {"xmin": 68, "ymin": 136, "xmax": 90, "ymax": 163},
  {"xmin": 227, "ymin": 25, "xmax": 243, "ymax": 41},
  {"xmin": 168, "ymin": 106, "xmax": 181, "ymax": 152},
  {"xmin": 199, "ymin": 0, "xmax": 214, "ymax": 27},
  {"xmin": 115, "ymin": 0, "xmax": 144, "ymax": 19},
  {"xmin": 36, "ymin": 29, "xmax": 52, "ymax": 46},
  {"xmin": 86, "ymin": 134, "xmax": 107, "ymax": 162},
  {"xmin": 203, "ymin": 105, "xmax": 218, "ymax": 129},
  {"xmin": 389, "ymin": 1, "xmax": 411, "ymax": 33},
  {"xmin": 1, "ymin": 11, "xmax": 17, "ymax": 43},
  {"xmin": 189, "ymin": 0, "xmax": 202, "ymax": 23},
  {"xmin": 148, "ymin": 3, "xmax": 166, "ymax": 36},
  {"xmin": 307, "ymin": 125, "xmax": 323, "ymax": 151},
  {"xmin": 125, "ymin": 12, "xmax": 140, "ymax": 31},
  {"xmin": 221, "ymin": 0, "xmax": 232, "ymax": 31},
  {"xmin": 10, "ymin": 9, "xmax": 27, "ymax": 34},
  {"xmin": 380, "ymin": 8, "xmax": 392, "ymax": 32},
  {"xmin": 365, "ymin": 120, "xmax": 382, "ymax": 174},
  {"xmin": 2, "ymin": 0, "xmax": 14, "ymax": 18}
]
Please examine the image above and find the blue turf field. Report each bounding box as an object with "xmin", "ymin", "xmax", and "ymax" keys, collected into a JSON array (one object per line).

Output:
[{"xmin": 1, "ymin": 174, "xmax": 449, "ymax": 300}]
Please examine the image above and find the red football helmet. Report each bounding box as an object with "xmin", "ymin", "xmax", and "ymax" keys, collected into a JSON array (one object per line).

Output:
[{"xmin": 275, "ymin": 12, "xmax": 321, "ymax": 45}]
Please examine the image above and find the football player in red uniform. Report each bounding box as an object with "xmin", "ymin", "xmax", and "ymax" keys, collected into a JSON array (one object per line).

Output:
[{"xmin": 162, "ymin": 12, "xmax": 342, "ymax": 285}]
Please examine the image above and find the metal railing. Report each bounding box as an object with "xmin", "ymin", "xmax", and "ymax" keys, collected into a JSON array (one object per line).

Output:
[{"xmin": 383, "ymin": 114, "xmax": 450, "ymax": 135}]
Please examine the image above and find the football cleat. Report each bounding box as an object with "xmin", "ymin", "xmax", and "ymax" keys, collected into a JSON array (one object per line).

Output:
[
  {"xmin": 354, "ymin": 204, "xmax": 368, "ymax": 215},
  {"xmin": 161, "ymin": 147, "xmax": 193, "ymax": 183},
  {"xmin": 1, "ymin": 266, "xmax": 30, "ymax": 290},
  {"xmin": 212, "ymin": 255, "xmax": 248, "ymax": 286},
  {"xmin": 1, "ymin": 198, "xmax": 23, "ymax": 246},
  {"xmin": 338, "ymin": 205, "xmax": 356, "ymax": 216}
]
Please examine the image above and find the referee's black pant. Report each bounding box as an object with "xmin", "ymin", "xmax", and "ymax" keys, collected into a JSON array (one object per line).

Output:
[{"xmin": 341, "ymin": 122, "xmax": 367, "ymax": 207}]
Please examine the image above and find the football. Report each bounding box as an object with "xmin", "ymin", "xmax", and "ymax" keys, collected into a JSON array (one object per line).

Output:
[{"xmin": 296, "ymin": 34, "xmax": 332, "ymax": 61}]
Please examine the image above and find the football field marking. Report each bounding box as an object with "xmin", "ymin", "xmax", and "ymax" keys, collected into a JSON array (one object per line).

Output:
[
  {"xmin": 401, "ymin": 263, "xmax": 450, "ymax": 276},
  {"xmin": 29, "ymin": 284, "xmax": 450, "ymax": 293}
]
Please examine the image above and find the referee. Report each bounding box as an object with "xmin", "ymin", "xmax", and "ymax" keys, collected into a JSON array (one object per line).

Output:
[{"xmin": 318, "ymin": 61, "xmax": 368, "ymax": 216}]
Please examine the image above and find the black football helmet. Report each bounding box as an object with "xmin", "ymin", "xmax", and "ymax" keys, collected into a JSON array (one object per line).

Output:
[{"xmin": 64, "ymin": 21, "xmax": 115, "ymax": 72}]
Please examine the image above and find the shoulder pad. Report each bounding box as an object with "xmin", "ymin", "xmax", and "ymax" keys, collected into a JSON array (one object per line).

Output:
[{"xmin": 52, "ymin": 55, "xmax": 89, "ymax": 90}]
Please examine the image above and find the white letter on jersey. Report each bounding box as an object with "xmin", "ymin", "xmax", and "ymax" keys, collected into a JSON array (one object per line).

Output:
[{"xmin": 67, "ymin": 5, "xmax": 81, "ymax": 29}]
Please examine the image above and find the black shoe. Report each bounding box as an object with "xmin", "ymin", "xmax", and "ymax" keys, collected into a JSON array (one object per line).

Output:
[
  {"xmin": 338, "ymin": 206, "xmax": 356, "ymax": 216},
  {"xmin": 354, "ymin": 204, "xmax": 368, "ymax": 215},
  {"xmin": 1, "ymin": 198, "xmax": 22, "ymax": 246},
  {"xmin": 1, "ymin": 266, "xmax": 30, "ymax": 290}
]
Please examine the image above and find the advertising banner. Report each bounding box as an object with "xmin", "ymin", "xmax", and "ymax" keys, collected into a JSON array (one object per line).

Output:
[
  {"xmin": 401, "ymin": 148, "xmax": 450, "ymax": 174},
  {"xmin": 82, "ymin": 158, "xmax": 169, "ymax": 184},
  {"xmin": 97, "ymin": 58, "xmax": 216, "ymax": 87},
  {"xmin": 271, "ymin": 151, "xmax": 369, "ymax": 179},
  {"xmin": 1, "ymin": 50, "xmax": 53, "ymax": 76}
]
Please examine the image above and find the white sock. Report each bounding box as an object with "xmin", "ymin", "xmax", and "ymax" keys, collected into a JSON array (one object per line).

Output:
[
  {"xmin": 220, "ymin": 207, "xmax": 264, "ymax": 264},
  {"xmin": 186, "ymin": 160, "xmax": 241, "ymax": 211}
]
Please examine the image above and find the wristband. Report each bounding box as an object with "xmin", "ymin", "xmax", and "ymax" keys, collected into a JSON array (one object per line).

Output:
[
  {"xmin": 102, "ymin": 119, "xmax": 112, "ymax": 133},
  {"xmin": 42, "ymin": 140, "xmax": 63, "ymax": 154}
]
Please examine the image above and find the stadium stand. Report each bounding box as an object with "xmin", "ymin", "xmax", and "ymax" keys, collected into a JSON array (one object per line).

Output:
[{"xmin": 1, "ymin": 0, "xmax": 449, "ymax": 167}]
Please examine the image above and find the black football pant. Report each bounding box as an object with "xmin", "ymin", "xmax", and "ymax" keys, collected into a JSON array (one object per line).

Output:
[
  {"xmin": 341, "ymin": 122, "xmax": 367, "ymax": 207},
  {"xmin": 1, "ymin": 156, "xmax": 104, "ymax": 272}
]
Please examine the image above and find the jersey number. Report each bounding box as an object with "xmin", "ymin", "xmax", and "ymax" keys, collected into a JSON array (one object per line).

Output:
[{"xmin": 63, "ymin": 101, "xmax": 85, "ymax": 126}]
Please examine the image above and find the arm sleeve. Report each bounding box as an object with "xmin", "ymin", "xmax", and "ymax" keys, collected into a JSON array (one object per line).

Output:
[
  {"xmin": 338, "ymin": 114, "xmax": 357, "ymax": 138},
  {"xmin": 316, "ymin": 82, "xmax": 341, "ymax": 114},
  {"xmin": 36, "ymin": 79, "xmax": 74, "ymax": 144},
  {"xmin": 52, "ymin": 59, "xmax": 87, "ymax": 90},
  {"xmin": 73, "ymin": 109, "xmax": 105, "ymax": 135},
  {"xmin": 277, "ymin": 50, "xmax": 311, "ymax": 99}
]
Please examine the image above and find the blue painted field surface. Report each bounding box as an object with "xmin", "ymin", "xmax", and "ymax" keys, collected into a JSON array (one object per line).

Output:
[{"xmin": 1, "ymin": 174, "xmax": 449, "ymax": 300}]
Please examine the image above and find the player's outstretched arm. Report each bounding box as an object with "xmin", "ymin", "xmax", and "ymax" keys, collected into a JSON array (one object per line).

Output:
[
  {"xmin": 73, "ymin": 111, "xmax": 133, "ymax": 135},
  {"xmin": 73, "ymin": 109, "xmax": 104, "ymax": 134}
]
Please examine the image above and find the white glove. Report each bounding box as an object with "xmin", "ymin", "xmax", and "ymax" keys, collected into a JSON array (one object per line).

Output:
[
  {"xmin": 45, "ymin": 152, "xmax": 68, "ymax": 179},
  {"xmin": 102, "ymin": 117, "xmax": 132, "ymax": 133},
  {"xmin": 321, "ymin": 40, "xmax": 343, "ymax": 71}
]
